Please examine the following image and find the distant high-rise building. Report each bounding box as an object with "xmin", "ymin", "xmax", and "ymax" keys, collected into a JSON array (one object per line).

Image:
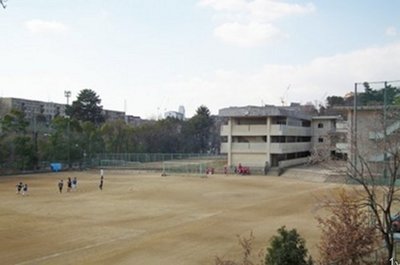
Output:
[
  {"xmin": 178, "ymin": 105, "xmax": 185, "ymax": 118},
  {"xmin": 164, "ymin": 105, "xmax": 185, "ymax": 120}
]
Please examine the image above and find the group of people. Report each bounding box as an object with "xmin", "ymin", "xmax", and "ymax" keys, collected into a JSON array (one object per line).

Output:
[
  {"xmin": 58, "ymin": 177, "xmax": 78, "ymax": 193},
  {"xmin": 16, "ymin": 182, "xmax": 28, "ymax": 196},
  {"xmin": 14, "ymin": 169, "xmax": 105, "ymax": 195},
  {"xmin": 57, "ymin": 169, "xmax": 105, "ymax": 193}
]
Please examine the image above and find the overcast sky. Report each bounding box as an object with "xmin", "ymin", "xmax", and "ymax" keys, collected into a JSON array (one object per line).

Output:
[{"xmin": 1, "ymin": 0, "xmax": 400, "ymax": 118}]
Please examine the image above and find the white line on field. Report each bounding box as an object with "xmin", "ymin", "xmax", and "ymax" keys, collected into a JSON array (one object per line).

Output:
[{"xmin": 14, "ymin": 230, "xmax": 145, "ymax": 265}]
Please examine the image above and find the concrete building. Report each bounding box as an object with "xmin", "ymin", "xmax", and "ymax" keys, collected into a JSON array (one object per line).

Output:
[
  {"xmin": 125, "ymin": 115, "xmax": 150, "ymax": 127},
  {"xmin": 311, "ymin": 115, "xmax": 348, "ymax": 160},
  {"xmin": 164, "ymin": 111, "xmax": 184, "ymax": 120},
  {"xmin": 0, "ymin": 97, "xmax": 66, "ymax": 122},
  {"xmin": 219, "ymin": 105, "xmax": 313, "ymax": 169},
  {"xmin": 0, "ymin": 97, "xmax": 147, "ymax": 126},
  {"xmin": 103, "ymin": 109, "xmax": 125, "ymax": 122},
  {"xmin": 339, "ymin": 105, "xmax": 399, "ymax": 171},
  {"xmin": 219, "ymin": 104, "xmax": 353, "ymax": 170},
  {"xmin": 164, "ymin": 106, "xmax": 185, "ymax": 120}
]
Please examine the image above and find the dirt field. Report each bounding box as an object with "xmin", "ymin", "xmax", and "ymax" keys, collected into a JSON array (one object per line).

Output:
[{"xmin": 0, "ymin": 170, "xmax": 344, "ymax": 265}]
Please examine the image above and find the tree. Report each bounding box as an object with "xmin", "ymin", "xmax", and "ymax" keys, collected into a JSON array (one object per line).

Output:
[
  {"xmin": 265, "ymin": 226, "xmax": 313, "ymax": 265},
  {"xmin": 215, "ymin": 232, "xmax": 263, "ymax": 265},
  {"xmin": 326, "ymin": 96, "xmax": 345, "ymax": 108},
  {"xmin": 0, "ymin": 109, "xmax": 36, "ymax": 170},
  {"xmin": 1, "ymin": 109, "xmax": 29, "ymax": 134},
  {"xmin": 101, "ymin": 120, "xmax": 132, "ymax": 153},
  {"xmin": 317, "ymin": 189, "xmax": 379, "ymax": 265},
  {"xmin": 66, "ymin": 89, "xmax": 105, "ymax": 124},
  {"xmin": 80, "ymin": 121, "xmax": 105, "ymax": 156},
  {"xmin": 182, "ymin": 105, "xmax": 213, "ymax": 153},
  {"xmin": 314, "ymin": 99, "xmax": 400, "ymax": 263},
  {"xmin": 132, "ymin": 118, "xmax": 183, "ymax": 153}
]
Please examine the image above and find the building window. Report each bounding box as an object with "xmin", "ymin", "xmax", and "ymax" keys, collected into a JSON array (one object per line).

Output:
[
  {"xmin": 318, "ymin": 123, "xmax": 324, "ymax": 128},
  {"xmin": 318, "ymin": 137, "xmax": 324, "ymax": 143}
]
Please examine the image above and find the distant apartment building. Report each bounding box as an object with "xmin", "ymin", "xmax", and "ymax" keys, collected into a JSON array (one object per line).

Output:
[
  {"xmin": 126, "ymin": 115, "xmax": 148, "ymax": 127},
  {"xmin": 0, "ymin": 97, "xmax": 66, "ymax": 122},
  {"xmin": 0, "ymin": 97, "xmax": 146, "ymax": 127},
  {"xmin": 103, "ymin": 109, "xmax": 125, "ymax": 121}
]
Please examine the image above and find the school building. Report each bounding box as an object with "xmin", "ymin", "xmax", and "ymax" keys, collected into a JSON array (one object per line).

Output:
[{"xmin": 219, "ymin": 105, "xmax": 347, "ymax": 169}]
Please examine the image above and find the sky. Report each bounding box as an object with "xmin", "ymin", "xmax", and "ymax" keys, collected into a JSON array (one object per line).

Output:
[{"xmin": 1, "ymin": 0, "xmax": 400, "ymax": 119}]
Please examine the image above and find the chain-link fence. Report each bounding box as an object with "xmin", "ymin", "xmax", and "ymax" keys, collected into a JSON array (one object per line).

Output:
[{"xmin": 349, "ymin": 80, "xmax": 400, "ymax": 182}]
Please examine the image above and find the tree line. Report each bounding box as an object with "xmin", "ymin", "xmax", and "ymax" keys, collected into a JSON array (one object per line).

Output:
[{"xmin": 0, "ymin": 89, "xmax": 220, "ymax": 172}]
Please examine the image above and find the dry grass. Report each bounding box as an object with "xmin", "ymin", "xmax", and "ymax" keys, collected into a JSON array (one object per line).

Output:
[{"xmin": 0, "ymin": 170, "xmax": 344, "ymax": 265}]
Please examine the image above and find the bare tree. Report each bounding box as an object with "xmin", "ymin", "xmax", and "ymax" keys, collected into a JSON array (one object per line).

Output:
[
  {"xmin": 317, "ymin": 189, "xmax": 380, "ymax": 265},
  {"xmin": 314, "ymin": 107, "xmax": 400, "ymax": 263},
  {"xmin": 215, "ymin": 232, "xmax": 264, "ymax": 265},
  {"xmin": 347, "ymin": 108, "xmax": 400, "ymax": 262}
]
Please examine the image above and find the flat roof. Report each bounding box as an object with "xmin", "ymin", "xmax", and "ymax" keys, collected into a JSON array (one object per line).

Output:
[
  {"xmin": 333, "ymin": 105, "xmax": 400, "ymax": 111},
  {"xmin": 218, "ymin": 105, "xmax": 312, "ymax": 120}
]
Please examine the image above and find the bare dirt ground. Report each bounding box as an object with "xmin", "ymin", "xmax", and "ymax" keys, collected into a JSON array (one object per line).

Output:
[{"xmin": 0, "ymin": 170, "xmax": 345, "ymax": 265}]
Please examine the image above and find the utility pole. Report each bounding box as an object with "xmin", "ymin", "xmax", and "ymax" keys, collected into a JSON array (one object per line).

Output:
[
  {"xmin": 64, "ymin": 91, "xmax": 71, "ymax": 169},
  {"xmin": 383, "ymin": 82, "xmax": 388, "ymax": 182}
]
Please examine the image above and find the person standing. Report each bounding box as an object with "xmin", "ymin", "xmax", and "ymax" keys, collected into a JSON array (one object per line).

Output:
[
  {"xmin": 99, "ymin": 169, "xmax": 104, "ymax": 190},
  {"xmin": 72, "ymin": 177, "xmax": 77, "ymax": 191},
  {"xmin": 58, "ymin": 179, "xmax": 64, "ymax": 193},
  {"xmin": 67, "ymin": 177, "xmax": 72, "ymax": 192},
  {"xmin": 22, "ymin": 184, "xmax": 28, "ymax": 196},
  {"xmin": 16, "ymin": 182, "xmax": 23, "ymax": 194},
  {"xmin": 99, "ymin": 175, "xmax": 104, "ymax": 191}
]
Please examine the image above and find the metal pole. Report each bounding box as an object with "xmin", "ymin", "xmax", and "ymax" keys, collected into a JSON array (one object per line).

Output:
[
  {"xmin": 353, "ymin": 83, "xmax": 358, "ymax": 177},
  {"xmin": 64, "ymin": 91, "xmax": 71, "ymax": 169},
  {"xmin": 384, "ymin": 82, "xmax": 388, "ymax": 181}
]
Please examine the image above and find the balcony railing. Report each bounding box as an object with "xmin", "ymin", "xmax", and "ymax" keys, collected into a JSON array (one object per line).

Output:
[
  {"xmin": 220, "ymin": 124, "xmax": 268, "ymax": 136},
  {"xmin": 221, "ymin": 124, "xmax": 311, "ymax": 136},
  {"xmin": 221, "ymin": 142, "xmax": 311, "ymax": 154},
  {"xmin": 270, "ymin": 125, "xmax": 311, "ymax": 136},
  {"xmin": 220, "ymin": 142, "xmax": 267, "ymax": 153},
  {"xmin": 270, "ymin": 142, "xmax": 311, "ymax": 153}
]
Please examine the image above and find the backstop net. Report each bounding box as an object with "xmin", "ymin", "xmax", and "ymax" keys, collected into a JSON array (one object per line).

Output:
[
  {"xmin": 162, "ymin": 161, "xmax": 211, "ymax": 176},
  {"xmin": 91, "ymin": 153, "xmax": 226, "ymax": 174}
]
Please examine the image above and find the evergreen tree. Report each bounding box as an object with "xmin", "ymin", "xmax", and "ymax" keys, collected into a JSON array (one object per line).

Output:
[
  {"xmin": 265, "ymin": 226, "xmax": 313, "ymax": 265},
  {"xmin": 66, "ymin": 89, "xmax": 105, "ymax": 124}
]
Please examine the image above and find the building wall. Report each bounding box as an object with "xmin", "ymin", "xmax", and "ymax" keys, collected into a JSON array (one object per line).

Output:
[
  {"xmin": 0, "ymin": 97, "xmax": 145, "ymax": 125},
  {"xmin": 220, "ymin": 106, "xmax": 312, "ymax": 168},
  {"xmin": 231, "ymin": 153, "xmax": 267, "ymax": 167},
  {"xmin": 0, "ymin": 98, "xmax": 66, "ymax": 119},
  {"xmin": 311, "ymin": 118, "xmax": 336, "ymax": 158},
  {"xmin": 350, "ymin": 108, "xmax": 386, "ymax": 161}
]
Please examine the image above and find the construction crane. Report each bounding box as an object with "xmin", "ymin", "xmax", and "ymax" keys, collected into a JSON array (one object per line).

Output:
[{"xmin": 280, "ymin": 85, "xmax": 291, "ymax": 106}]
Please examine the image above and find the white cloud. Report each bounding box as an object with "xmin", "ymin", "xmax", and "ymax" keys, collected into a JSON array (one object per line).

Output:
[
  {"xmin": 386, "ymin": 26, "xmax": 398, "ymax": 37},
  {"xmin": 198, "ymin": 0, "xmax": 315, "ymax": 47},
  {"xmin": 25, "ymin": 19, "xmax": 69, "ymax": 34},
  {"xmin": 214, "ymin": 22, "xmax": 283, "ymax": 47},
  {"xmin": 198, "ymin": 0, "xmax": 247, "ymax": 12},
  {"xmin": 247, "ymin": 1, "xmax": 315, "ymax": 22},
  {"xmin": 166, "ymin": 42, "xmax": 400, "ymax": 115}
]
